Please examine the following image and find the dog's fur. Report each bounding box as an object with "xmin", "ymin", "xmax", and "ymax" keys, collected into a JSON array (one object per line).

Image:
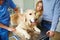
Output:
[{"xmin": 10, "ymin": 9, "xmax": 41, "ymax": 40}]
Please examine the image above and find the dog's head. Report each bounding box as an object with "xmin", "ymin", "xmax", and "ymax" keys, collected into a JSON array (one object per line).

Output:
[{"xmin": 24, "ymin": 9, "xmax": 38, "ymax": 25}]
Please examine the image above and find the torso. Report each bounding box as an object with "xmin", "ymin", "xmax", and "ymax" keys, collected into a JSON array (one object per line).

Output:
[
  {"xmin": 0, "ymin": 2, "xmax": 10, "ymax": 26},
  {"xmin": 42, "ymin": 0, "xmax": 56, "ymax": 21}
]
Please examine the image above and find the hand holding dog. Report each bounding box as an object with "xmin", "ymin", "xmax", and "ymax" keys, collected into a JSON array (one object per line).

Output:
[{"xmin": 7, "ymin": 27, "xmax": 16, "ymax": 32}]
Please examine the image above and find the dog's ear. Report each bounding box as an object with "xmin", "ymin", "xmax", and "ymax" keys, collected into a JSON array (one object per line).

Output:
[
  {"xmin": 25, "ymin": 18, "xmax": 27, "ymax": 22},
  {"xmin": 24, "ymin": 14, "xmax": 27, "ymax": 22}
]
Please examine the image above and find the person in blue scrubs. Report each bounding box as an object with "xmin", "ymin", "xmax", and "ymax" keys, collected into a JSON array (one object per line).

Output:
[
  {"xmin": 39, "ymin": 0, "xmax": 60, "ymax": 40},
  {"xmin": 0, "ymin": 0, "xmax": 19, "ymax": 40}
]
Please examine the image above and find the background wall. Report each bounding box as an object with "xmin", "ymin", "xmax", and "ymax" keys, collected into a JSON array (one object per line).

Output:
[
  {"xmin": 23, "ymin": 0, "xmax": 34, "ymax": 11},
  {"xmin": 13, "ymin": 0, "xmax": 39, "ymax": 12},
  {"xmin": 56, "ymin": 18, "xmax": 60, "ymax": 32}
]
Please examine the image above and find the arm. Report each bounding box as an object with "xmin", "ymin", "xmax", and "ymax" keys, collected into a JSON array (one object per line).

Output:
[
  {"xmin": 50, "ymin": 0, "xmax": 60, "ymax": 31},
  {"xmin": 0, "ymin": 23, "xmax": 15, "ymax": 32},
  {"xmin": 6, "ymin": 0, "xmax": 20, "ymax": 14},
  {"xmin": 6, "ymin": 0, "xmax": 16, "ymax": 9},
  {"xmin": 46, "ymin": 0, "xmax": 60, "ymax": 37}
]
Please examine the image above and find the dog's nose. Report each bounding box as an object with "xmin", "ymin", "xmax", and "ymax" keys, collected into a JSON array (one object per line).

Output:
[{"xmin": 35, "ymin": 19, "xmax": 38, "ymax": 21}]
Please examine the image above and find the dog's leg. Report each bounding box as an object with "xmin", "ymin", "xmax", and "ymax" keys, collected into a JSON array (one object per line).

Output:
[
  {"xmin": 31, "ymin": 26, "xmax": 41, "ymax": 40},
  {"xmin": 15, "ymin": 27, "xmax": 31, "ymax": 40},
  {"xmin": 34, "ymin": 26, "xmax": 41, "ymax": 33}
]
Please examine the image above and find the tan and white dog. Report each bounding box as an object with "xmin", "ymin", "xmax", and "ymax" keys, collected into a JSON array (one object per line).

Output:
[{"xmin": 10, "ymin": 9, "xmax": 41, "ymax": 40}]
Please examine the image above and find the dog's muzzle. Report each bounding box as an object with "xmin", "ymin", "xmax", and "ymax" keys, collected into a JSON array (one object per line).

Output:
[
  {"xmin": 30, "ymin": 18, "xmax": 38, "ymax": 23},
  {"xmin": 30, "ymin": 19, "xmax": 35, "ymax": 23}
]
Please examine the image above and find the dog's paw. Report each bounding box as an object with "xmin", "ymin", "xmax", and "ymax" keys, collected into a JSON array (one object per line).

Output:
[
  {"xmin": 36, "ymin": 29, "xmax": 41, "ymax": 33},
  {"xmin": 25, "ymin": 34, "xmax": 31, "ymax": 39},
  {"xmin": 34, "ymin": 27, "xmax": 41, "ymax": 33}
]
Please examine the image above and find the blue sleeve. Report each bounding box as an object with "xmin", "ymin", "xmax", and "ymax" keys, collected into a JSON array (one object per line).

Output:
[
  {"xmin": 50, "ymin": 0, "xmax": 60, "ymax": 31},
  {"xmin": 6, "ymin": 0, "xmax": 16, "ymax": 9}
]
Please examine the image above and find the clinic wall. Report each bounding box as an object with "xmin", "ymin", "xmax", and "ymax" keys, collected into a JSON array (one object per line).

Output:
[
  {"xmin": 13, "ymin": 0, "xmax": 24, "ymax": 12},
  {"xmin": 13, "ymin": 0, "xmax": 39, "ymax": 11},
  {"xmin": 23, "ymin": 0, "xmax": 34, "ymax": 11}
]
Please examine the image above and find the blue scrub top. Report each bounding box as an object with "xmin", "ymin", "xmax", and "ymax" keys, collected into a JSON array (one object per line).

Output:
[
  {"xmin": 0, "ymin": 5, "xmax": 10, "ymax": 26},
  {"xmin": 0, "ymin": 0, "xmax": 16, "ymax": 32},
  {"xmin": 0, "ymin": 0, "xmax": 16, "ymax": 26}
]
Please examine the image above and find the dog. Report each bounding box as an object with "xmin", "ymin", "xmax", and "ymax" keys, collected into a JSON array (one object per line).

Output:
[{"xmin": 10, "ymin": 9, "xmax": 41, "ymax": 40}]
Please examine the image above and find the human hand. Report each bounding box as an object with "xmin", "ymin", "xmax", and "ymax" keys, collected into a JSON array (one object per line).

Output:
[
  {"xmin": 46, "ymin": 30, "xmax": 55, "ymax": 37},
  {"xmin": 7, "ymin": 27, "xmax": 16, "ymax": 32}
]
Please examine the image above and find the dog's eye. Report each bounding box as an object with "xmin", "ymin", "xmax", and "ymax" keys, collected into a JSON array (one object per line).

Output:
[{"xmin": 29, "ymin": 13, "xmax": 32, "ymax": 15}]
